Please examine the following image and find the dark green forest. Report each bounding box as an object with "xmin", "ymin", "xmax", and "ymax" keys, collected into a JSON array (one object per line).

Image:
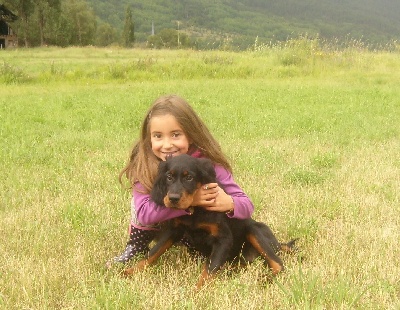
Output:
[{"xmin": 2, "ymin": 0, "xmax": 400, "ymax": 49}]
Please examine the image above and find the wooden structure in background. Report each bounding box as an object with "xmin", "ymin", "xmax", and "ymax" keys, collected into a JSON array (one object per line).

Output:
[{"xmin": 0, "ymin": 4, "xmax": 18, "ymax": 48}]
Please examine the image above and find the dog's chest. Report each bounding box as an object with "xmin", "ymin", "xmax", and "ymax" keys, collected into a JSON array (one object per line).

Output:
[{"xmin": 174, "ymin": 210, "xmax": 223, "ymax": 235}]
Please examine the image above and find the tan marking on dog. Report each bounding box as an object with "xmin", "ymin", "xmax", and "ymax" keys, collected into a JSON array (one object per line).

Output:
[
  {"xmin": 124, "ymin": 239, "xmax": 174, "ymax": 276},
  {"xmin": 246, "ymin": 234, "xmax": 283, "ymax": 275},
  {"xmin": 197, "ymin": 223, "xmax": 219, "ymax": 236},
  {"xmin": 196, "ymin": 263, "xmax": 216, "ymax": 290}
]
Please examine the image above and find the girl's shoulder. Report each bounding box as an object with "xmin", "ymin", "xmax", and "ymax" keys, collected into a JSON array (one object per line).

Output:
[{"xmin": 214, "ymin": 164, "xmax": 233, "ymax": 181}]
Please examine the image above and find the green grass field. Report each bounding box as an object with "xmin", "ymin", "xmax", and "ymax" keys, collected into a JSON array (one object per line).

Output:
[{"xmin": 1, "ymin": 43, "xmax": 399, "ymax": 309}]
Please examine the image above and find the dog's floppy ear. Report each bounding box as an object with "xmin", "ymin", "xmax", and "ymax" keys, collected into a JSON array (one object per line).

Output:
[
  {"xmin": 151, "ymin": 161, "xmax": 169, "ymax": 205},
  {"xmin": 197, "ymin": 158, "xmax": 217, "ymax": 184}
]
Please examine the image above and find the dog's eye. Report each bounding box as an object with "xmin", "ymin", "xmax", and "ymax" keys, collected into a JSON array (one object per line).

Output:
[
  {"xmin": 166, "ymin": 173, "xmax": 173, "ymax": 182},
  {"xmin": 185, "ymin": 175, "xmax": 194, "ymax": 182}
]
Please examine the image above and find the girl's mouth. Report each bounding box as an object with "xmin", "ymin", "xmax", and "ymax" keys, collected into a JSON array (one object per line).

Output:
[{"xmin": 162, "ymin": 151, "xmax": 178, "ymax": 158}]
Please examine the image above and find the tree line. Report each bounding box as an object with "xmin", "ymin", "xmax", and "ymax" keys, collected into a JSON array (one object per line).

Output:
[{"xmin": 3, "ymin": 0, "xmax": 192, "ymax": 48}]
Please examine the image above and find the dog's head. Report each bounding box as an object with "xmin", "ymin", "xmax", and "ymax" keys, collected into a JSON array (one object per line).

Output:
[{"xmin": 151, "ymin": 154, "xmax": 216, "ymax": 210}]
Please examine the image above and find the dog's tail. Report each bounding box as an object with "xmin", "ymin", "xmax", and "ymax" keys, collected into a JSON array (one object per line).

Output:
[{"xmin": 280, "ymin": 238, "xmax": 299, "ymax": 254}]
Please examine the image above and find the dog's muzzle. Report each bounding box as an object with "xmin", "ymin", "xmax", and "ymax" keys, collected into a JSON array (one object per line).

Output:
[{"xmin": 168, "ymin": 193, "xmax": 181, "ymax": 205}]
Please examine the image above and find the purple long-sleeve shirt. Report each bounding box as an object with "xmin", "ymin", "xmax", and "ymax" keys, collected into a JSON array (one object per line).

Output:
[{"xmin": 131, "ymin": 164, "xmax": 254, "ymax": 229}]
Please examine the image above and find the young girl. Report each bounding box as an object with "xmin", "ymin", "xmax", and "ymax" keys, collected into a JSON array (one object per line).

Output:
[{"xmin": 109, "ymin": 94, "xmax": 254, "ymax": 265}]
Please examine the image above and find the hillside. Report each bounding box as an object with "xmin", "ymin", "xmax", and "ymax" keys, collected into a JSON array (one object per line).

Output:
[{"xmin": 87, "ymin": 0, "xmax": 400, "ymax": 48}]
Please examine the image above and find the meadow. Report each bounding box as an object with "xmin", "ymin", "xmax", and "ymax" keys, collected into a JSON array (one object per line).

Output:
[{"xmin": 1, "ymin": 41, "xmax": 399, "ymax": 309}]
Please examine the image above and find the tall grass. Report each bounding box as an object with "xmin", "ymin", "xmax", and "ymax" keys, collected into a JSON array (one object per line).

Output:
[
  {"xmin": 1, "ymin": 37, "xmax": 399, "ymax": 84},
  {"xmin": 1, "ymin": 41, "xmax": 399, "ymax": 309}
]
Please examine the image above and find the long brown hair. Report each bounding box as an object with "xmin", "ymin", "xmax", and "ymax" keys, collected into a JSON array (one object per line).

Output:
[{"xmin": 119, "ymin": 94, "xmax": 231, "ymax": 192}]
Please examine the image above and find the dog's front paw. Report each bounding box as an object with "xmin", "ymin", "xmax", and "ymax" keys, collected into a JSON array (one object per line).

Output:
[
  {"xmin": 123, "ymin": 267, "xmax": 135, "ymax": 277},
  {"xmin": 122, "ymin": 260, "xmax": 149, "ymax": 277}
]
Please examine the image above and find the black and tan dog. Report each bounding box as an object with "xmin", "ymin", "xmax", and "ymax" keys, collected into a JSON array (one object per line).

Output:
[{"xmin": 124, "ymin": 154, "xmax": 296, "ymax": 288}]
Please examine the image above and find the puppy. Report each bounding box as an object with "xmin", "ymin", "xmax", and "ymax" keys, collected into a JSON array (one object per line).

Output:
[{"xmin": 124, "ymin": 154, "xmax": 296, "ymax": 288}]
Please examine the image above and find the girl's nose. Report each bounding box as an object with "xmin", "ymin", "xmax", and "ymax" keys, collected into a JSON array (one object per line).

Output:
[{"xmin": 163, "ymin": 138, "xmax": 173, "ymax": 148}]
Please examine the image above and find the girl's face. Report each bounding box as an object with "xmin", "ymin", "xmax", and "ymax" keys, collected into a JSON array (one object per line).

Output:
[{"xmin": 149, "ymin": 114, "xmax": 191, "ymax": 161}]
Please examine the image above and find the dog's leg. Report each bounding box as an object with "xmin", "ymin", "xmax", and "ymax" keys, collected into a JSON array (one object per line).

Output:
[
  {"xmin": 196, "ymin": 263, "xmax": 214, "ymax": 289},
  {"xmin": 124, "ymin": 227, "xmax": 181, "ymax": 276},
  {"xmin": 245, "ymin": 223, "xmax": 284, "ymax": 275},
  {"xmin": 196, "ymin": 227, "xmax": 233, "ymax": 289},
  {"xmin": 246, "ymin": 233, "xmax": 284, "ymax": 275},
  {"xmin": 124, "ymin": 238, "xmax": 174, "ymax": 275},
  {"xmin": 196, "ymin": 246, "xmax": 231, "ymax": 289}
]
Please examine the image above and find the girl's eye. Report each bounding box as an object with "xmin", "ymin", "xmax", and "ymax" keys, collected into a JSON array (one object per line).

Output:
[
  {"xmin": 152, "ymin": 133, "xmax": 162, "ymax": 139},
  {"xmin": 172, "ymin": 132, "xmax": 181, "ymax": 138}
]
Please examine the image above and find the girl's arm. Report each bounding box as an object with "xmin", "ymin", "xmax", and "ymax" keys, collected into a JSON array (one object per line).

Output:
[
  {"xmin": 133, "ymin": 183, "xmax": 188, "ymax": 227},
  {"xmin": 192, "ymin": 165, "xmax": 254, "ymax": 219},
  {"xmin": 214, "ymin": 165, "xmax": 254, "ymax": 219}
]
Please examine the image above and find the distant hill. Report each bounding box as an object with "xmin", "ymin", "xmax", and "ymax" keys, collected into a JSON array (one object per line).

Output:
[{"xmin": 87, "ymin": 0, "xmax": 400, "ymax": 48}]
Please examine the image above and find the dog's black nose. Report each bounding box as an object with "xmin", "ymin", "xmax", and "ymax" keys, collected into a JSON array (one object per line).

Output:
[{"xmin": 168, "ymin": 193, "xmax": 181, "ymax": 204}]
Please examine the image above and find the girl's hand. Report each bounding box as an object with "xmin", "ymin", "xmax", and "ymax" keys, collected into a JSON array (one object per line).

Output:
[
  {"xmin": 192, "ymin": 183, "xmax": 234, "ymax": 214},
  {"xmin": 191, "ymin": 183, "xmax": 219, "ymax": 206}
]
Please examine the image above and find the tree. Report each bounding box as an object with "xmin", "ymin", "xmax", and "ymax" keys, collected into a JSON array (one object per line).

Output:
[
  {"xmin": 33, "ymin": 0, "xmax": 61, "ymax": 46},
  {"xmin": 95, "ymin": 22, "xmax": 118, "ymax": 46},
  {"xmin": 122, "ymin": 6, "xmax": 134, "ymax": 47},
  {"xmin": 62, "ymin": 0, "xmax": 97, "ymax": 46}
]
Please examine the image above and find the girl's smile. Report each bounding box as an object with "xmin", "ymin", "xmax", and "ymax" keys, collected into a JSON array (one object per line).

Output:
[{"xmin": 149, "ymin": 114, "xmax": 191, "ymax": 161}]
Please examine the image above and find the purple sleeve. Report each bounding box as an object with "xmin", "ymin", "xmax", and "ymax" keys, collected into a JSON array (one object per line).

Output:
[
  {"xmin": 133, "ymin": 166, "xmax": 254, "ymax": 226},
  {"xmin": 133, "ymin": 183, "xmax": 188, "ymax": 226},
  {"xmin": 214, "ymin": 165, "xmax": 254, "ymax": 219}
]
